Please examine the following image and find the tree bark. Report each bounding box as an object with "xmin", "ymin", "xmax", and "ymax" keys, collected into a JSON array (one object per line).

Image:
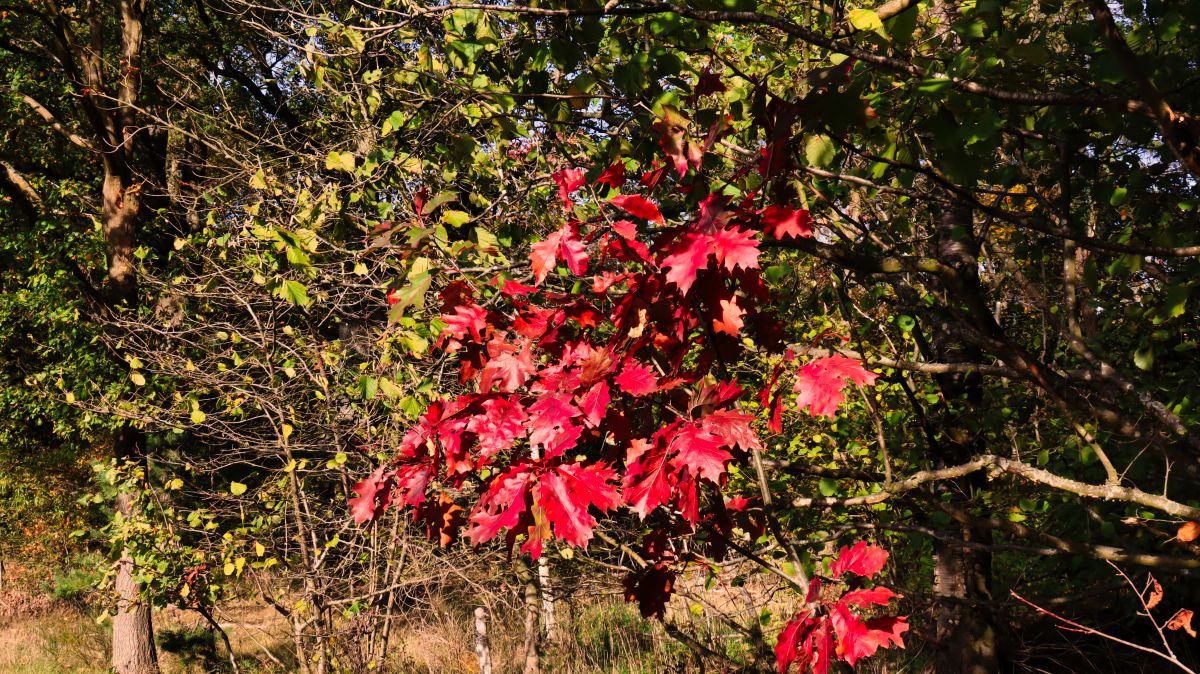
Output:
[
  {"xmin": 926, "ymin": 204, "xmax": 999, "ymax": 674},
  {"xmin": 111, "ymin": 428, "xmax": 159, "ymax": 674}
]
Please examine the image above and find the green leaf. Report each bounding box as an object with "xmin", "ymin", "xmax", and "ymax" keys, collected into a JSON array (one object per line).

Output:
[
  {"xmin": 358, "ymin": 375, "xmax": 378, "ymax": 400},
  {"xmin": 381, "ymin": 110, "xmax": 407, "ymax": 137},
  {"xmin": 278, "ymin": 280, "xmax": 312, "ymax": 307},
  {"xmin": 818, "ymin": 478, "xmax": 838, "ymax": 497},
  {"xmin": 1133, "ymin": 347, "xmax": 1154, "ymax": 370},
  {"xmin": 805, "ymin": 135, "xmax": 836, "ymax": 167}
]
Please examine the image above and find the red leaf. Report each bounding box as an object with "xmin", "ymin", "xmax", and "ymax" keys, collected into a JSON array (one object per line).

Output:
[
  {"xmin": 713, "ymin": 297, "xmax": 745, "ymax": 336},
  {"xmin": 500, "ymin": 279, "xmax": 539, "ymax": 296},
  {"xmin": 1177, "ymin": 521, "xmax": 1200, "ymax": 542},
  {"xmin": 610, "ymin": 194, "xmax": 664, "ymax": 224},
  {"xmin": 830, "ymin": 540, "xmax": 889, "ymax": 579},
  {"xmin": 775, "ymin": 611, "xmax": 815, "ymax": 674},
  {"xmin": 668, "ymin": 423, "xmax": 732, "ymax": 483},
  {"xmin": 696, "ymin": 193, "xmax": 731, "ymax": 232},
  {"xmin": 479, "ymin": 337, "xmax": 535, "ymax": 393},
  {"xmin": 528, "ymin": 394, "xmax": 583, "ymax": 459},
  {"xmin": 624, "ymin": 562, "xmax": 676, "ymax": 619},
  {"xmin": 641, "ymin": 162, "xmax": 669, "ymax": 189},
  {"xmin": 577, "ymin": 381, "xmax": 611, "ymax": 427},
  {"xmin": 531, "ymin": 224, "xmax": 589, "ymax": 285},
  {"xmin": 464, "ymin": 466, "xmax": 532, "ymax": 545},
  {"xmin": 614, "ymin": 359, "xmax": 659, "ymax": 396},
  {"xmin": 623, "ymin": 445, "xmax": 673, "ymax": 519},
  {"xmin": 761, "ymin": 205, "xmax": 814, "ymax": 239},
  {"xmin": 466, "ymin": 397, "xmax": 528, "ymax": 457},
  {"xmin": 661, "ymin": 232, "xmax": 713, "ymax": 295},
  {"xmin": 794, "ymin": 355, "xmax": 878, "ymax": 418},
  {"xmin": 349, "ymin": 467, "xmax": 394, "ymax": 524},
  {"xmin": 595, "ymin": 162, "xmax": 627, "ymax": 188},
  {"xmin": 537, "ymin": 463, "xmax": 621, "ymax": 547},
  {"xmin": 711, "ymin": 227, "xmax": 760, "ymax": 271},
  {"xmin": 831, "ymin": 604, "xmax": 909, "ymax": 667},
  {"xmin": 551, "ymin": 167, "xmax": 586, "ymax": 210},
  {"xmin": 439, "ymin": 304, "xmax": 488, "ymax": 346},
  {"xmin": 841, "ymin": 586, "xmax": 899, "ymax": 608},
  {"xmin": 693, "ymin": 68, "xmax": 727, "ymax": 98},
  {"xmin": 701, "ymin": 409, "xmax": 762, "ymax": 450},
  {"xmin": 611, "ymin": 219, "xmax": 639, "ymax": 240}
]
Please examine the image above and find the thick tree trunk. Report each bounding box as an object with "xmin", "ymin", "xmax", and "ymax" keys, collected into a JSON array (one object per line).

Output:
[{"xmin": 926, "ymin": 204, "xmax": 999, "ymax": 674}]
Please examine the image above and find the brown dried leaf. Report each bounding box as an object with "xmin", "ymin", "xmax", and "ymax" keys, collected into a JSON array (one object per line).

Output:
[
  {"xmin": 1166, "ymin": 609, "xmax": 1196, "ymax": 637},
  {"xmin": 1176, "ymin": 521, "xmax": 1200, "ymax": 542},
  {"xmin": 1147, "ymin": 577, "xmax": 1164, "ymax": 610}
]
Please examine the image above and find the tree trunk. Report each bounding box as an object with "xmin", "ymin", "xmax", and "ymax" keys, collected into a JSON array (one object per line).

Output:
[
  {"xmin": 112, "ymin": 426, "xmax": 159, "ymax": 674},
  {"xmin": 516, "ymin": 558, "xmax": 540, "ymax": 674},
  {"xmin": 926, "ymin": 204, "xmax": 998, "ymax": 674}
]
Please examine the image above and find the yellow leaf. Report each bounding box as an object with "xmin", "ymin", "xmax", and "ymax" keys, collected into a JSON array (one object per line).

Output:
[
  {"xmin": 230, "ymin": 482, "xmax": 247, "ymax": 496},
  {"xmin": 250, "ymin": 169, "xmax": 268, "ymax": 189},
  {"xmin": 325, "ymin": 151, "xmax": 356, "ymax": 172},
  {"xmin": 223, "ymin": 562, "xmax": 235, "ymax": 576},
  {"xmin": 282, "ymin": 424, "xmax": 294, "ymax": 443},
  {"xmin": 848, "ymin": 8, "xmax": 884, "ymax": 34},
  {"xmin": 190, "ymin": 409, "xmax": 207, "ymax": 424},
  {"xmin": 130, "ymin": 372, "xmax": 146, "ymax": 386},
  {"xmin": 255, "ymin": 542, "xmax": 266, "ymax": 557}
]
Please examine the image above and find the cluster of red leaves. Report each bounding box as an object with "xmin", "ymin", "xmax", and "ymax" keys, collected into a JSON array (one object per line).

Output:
[
  {"xmin": 353, "ymin": 76, "xmax": 904, "ymax": 670},
  {"xmin": 775, "ymin": 542, "xmax": 909, "ymax": 674}
]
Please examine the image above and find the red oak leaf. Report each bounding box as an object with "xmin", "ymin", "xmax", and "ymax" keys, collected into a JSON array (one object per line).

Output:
[
  {"xmin": 668, "ymin": 423, "xmax": 732, "ymax": 483},
  {"xmin": 500, "ymin": 279, "xmax": 539, "ymax": 296},
  {"xmin": 349, "ymin": 467, "xmax": 394, "ymax": 524},
  {"xmin": 700, "ymin": 409, "xmax": 762, "ymax": 450},
  {"xmin": 830, "ymin": 604, "xmax": 908, "ymax": 666},
  {"xmin": 841, "ymin": 586, "xmax": 900, "ymax": 608},
  {"xmin": 528, "ymin": 394, "xmax": 583, "ymax": 459},
  {"xmin": 439, "ymin": 303, "xmax": 488, "ymax": 348},
  {"xmin": 794, "ymin": 355, "xmax": 878, "ymax": 418},
  {"xmin": 775, "ymin": 611, "xmax": 816, "ymax": 674},
  {"xmin": 713, "ymin": 297, "xmax": 746, "ymax": 336},
  {"xmin": 623, "ymin": 445, "xmax": 673, "ymax": 519},
  {"xmin": 479, "ymin": 337, "xmax": 535, "ymax": 393},
  {"xmin": 531, "ymin": 224, "xmax": 589, "ymax": 285},
  {"xmin": 624, "ymin": 562, "xmax": 676, "ymax": 619},
  {"xmin": 537, "ymin": 463, "xmax": 622, "ymax": 547},
  {"xmin": 466, "ymin": 397, "xmax": 528, "ymax": 457},
  {"xmin": 762, "ymin": 205, "xmax": 814, "ymax": 239},
  {"xmin": 610, "ymin": 194, "xmax": 665, "ymax": 224},
  {"xmin": 661, "ymin": 232, "xmax": 713, "ymax": 295},
  {"xmin": 830, "ymin": 540, "xmax": 889, "ymax": 579},
  {"xmin": 577, "ymin": 381, "xmax": 611, "ymax": 427},
  {"xmin": 693, "ymin": 68, "xmax": 727, "ymax": 98},
  {"xmin": 614, "ymin": 359, "xmax": 659, "ymax": 396},
  {"xmin": 595, "ymin": 162, "xmax": 627, "ymax": 188},
  {"xmin": 611, "ymin": 219, "xmax": 639, "ymax": 240},
  {"xmin": 641, "ymin": 162, "xmax": 669, "ymax": 189},
  {"xmin": 711, "ymin": 226, "xmax": 760, "ymax": 271},
  {"xmin": 551, "ymin": 167, "xmax": 586, "ymax": 210},
  {"xmin": 464, "ymin": 465, "xmax": 532, "ymax": 545},
  {"xmin": 696, "ymin": 193, "xmax": 730, "ymax": 233}
]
